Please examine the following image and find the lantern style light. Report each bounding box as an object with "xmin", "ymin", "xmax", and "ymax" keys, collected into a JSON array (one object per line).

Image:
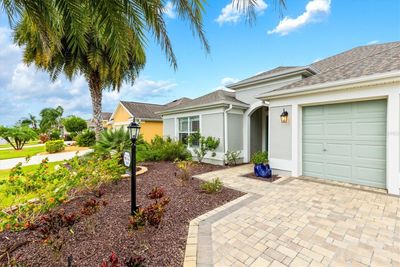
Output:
[
  {"xmin": 280, "ymin": 109, "xmax": 289, "ymax": 123},
  {"xmin": 127, "ymin": 118, "xmax": 141, "ymax": 215},
  {"xmin": 127, "ymin": 119, "xmax": 141, "ymax": 140}
]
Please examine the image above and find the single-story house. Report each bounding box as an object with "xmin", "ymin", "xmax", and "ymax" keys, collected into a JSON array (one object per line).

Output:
[
  {"xmin": 109, "ymin": 98, "xmax": 191, "ymax": 142},
  {"xmin": 88, "ymin": 112, "xmax": 113, "ymax": 130},
  {"xmin": 159, "ymin": 41, "xmax": 400, "ymax": 195}
]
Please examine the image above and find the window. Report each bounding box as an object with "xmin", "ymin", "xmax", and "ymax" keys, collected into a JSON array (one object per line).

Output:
[{"xmin": 179, "ymin": 116, "xmax": 199, "ymax": 144}]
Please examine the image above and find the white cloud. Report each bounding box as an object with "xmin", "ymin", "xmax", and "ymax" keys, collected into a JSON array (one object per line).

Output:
[
  {"xmin": 164, "ymin": 1, "xmax": 176, "ymax": 19},
  {"xmin": 216, "ymin": 0, "xmax": 268, "ymax": 25},
  {"xmin": 212, "ymin": 77, "xmax": 238, "ymax": 91},
  {"xmin": 367, "ymin": 40, "xmax": 379, "ymax": 45},
  {"xmin": 0, "ymin": 26, "xmax": 178, "ymax": 125},
  {"xmin": 268, "ymin": 0, "xmax": 331, "ymax": 36}
]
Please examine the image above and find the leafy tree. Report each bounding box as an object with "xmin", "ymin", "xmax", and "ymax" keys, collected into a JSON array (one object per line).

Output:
[
  {"xmin": 39, "ymin": 106, "xmax": 64, "ymax": 133},
  {"xmin": 0, "ymin": 126, "xmax": 38, "ymax": 150},
  {"xmin": 62, "ymin": 116, "xmax": 87, "ymax": 134},
  {"xmin": 20, "ymin": 113, "xmax": 38, "ymax": 129}
]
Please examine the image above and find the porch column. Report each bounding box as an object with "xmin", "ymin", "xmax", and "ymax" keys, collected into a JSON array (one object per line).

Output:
[
  {"xmin": 291, "ymin": 104, "xmax": 301, "ymax": 177},
  {"xmin": 387, "ymin": 93, "xmax": 400, "ymax": 195}
]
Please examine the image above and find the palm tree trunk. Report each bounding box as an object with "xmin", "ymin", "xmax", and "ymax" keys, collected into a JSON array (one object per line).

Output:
[{"xmin": 89, "ymin": 72, "xmax": 103, "ymax": 140}]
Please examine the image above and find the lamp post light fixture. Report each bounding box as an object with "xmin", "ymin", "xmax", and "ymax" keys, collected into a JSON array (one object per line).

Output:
[
  {"xmin": 127, "ymin": 118, "xmax": 141, "ymax": 215},
  {"xmin": 280, "ymin": 109, "xmax": 289, "ymax": 123}
]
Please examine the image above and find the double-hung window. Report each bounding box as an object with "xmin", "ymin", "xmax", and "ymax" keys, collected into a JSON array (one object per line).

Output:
[{"xmin": 178, "ymin": 116, "xmax": 199, "ymax": 144}]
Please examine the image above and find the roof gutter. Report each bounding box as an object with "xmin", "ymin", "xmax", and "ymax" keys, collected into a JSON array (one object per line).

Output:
[
  {"xmin": 227, "ymin": 67, "xmax": 317, "ymax": 90},
  {"xmin": 258, "ymin": 70, "xmax": 400, "ymax": 100}
]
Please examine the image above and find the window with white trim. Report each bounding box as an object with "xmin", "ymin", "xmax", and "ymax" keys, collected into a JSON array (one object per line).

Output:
[{"xmin": 178, "ymin": 116, "xmax": 199, "ymax": 144}]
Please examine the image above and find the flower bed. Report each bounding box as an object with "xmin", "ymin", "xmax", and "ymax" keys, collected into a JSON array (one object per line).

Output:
[{"xmin": 0, "ymin": 161, "xmax": 243, "ymax": 266}]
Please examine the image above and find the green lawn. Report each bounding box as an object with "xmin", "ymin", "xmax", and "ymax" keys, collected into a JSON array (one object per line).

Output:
[
  {"xmin": 0, "ymin": 161, "xmax": 65, "ymax": 209},
  {"xmin": 0, "ymin": 146, "xmax": 45, "ymax": 160},
  {"xmin": 0, "ymin": 140, "xmax": 41, "ymax": 149},
  {"xmin": 0, "ymin": 161, "xmax": 63, "ymax": 181}
]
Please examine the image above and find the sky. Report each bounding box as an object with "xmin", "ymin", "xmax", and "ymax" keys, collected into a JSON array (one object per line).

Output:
[{"xmin": 0, "ymin": 0, "xmax": 399, "ymax": 125}]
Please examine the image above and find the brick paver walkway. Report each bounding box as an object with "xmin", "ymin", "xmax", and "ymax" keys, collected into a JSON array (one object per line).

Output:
[{"xmin": 186, "ymin": 164, "xmax": 400, "ymax": 267}]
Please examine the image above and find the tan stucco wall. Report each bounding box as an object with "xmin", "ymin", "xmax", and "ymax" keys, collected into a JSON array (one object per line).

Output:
[{"xmin": 113, "ymin": 105, "xmax": 131, "ymax": 123}]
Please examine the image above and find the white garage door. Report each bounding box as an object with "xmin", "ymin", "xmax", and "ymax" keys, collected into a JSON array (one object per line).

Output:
[{"xmin": 302, "ymin": 99, "xmax": 387, "ymax": 188}]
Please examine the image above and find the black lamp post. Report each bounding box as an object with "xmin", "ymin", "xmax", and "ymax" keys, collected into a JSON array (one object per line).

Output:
[{"xmin": 127, "ymin": 119, "xmax": 141, "ymax": 215}]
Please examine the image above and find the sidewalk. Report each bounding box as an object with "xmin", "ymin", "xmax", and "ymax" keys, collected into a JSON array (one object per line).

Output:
[{"xmin": 0, "ymin": 149, "xmax": 93, "ymax": 170}]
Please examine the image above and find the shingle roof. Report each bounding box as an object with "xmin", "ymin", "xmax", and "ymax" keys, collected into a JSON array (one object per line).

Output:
[
  {"xmin": 161, "ymin": 90, "xmax": 248, "ymax": 113},
  {"xmin": 270, "ymin": 41, "xmax": 400, "ymax": 93},
  {"xmin": 101, "ymin": 112, "xmax": 112, "ymax": 121},
  {"xmin": 120, "ymin": 101, "xmax": 165, "ymax": 120}
]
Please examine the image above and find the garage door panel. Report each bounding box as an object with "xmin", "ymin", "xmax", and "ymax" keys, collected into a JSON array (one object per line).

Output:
[
  {"xmin": 302, "ymin": 99, "xmax": 386, "ymax": 189},
  {"xmin": 303, "ymin": 123, "xmax": 324, "ymax": 137},
  {"xmin": 325, "ymin": 122, "xmax": 352, "ymax": 136},
  {"xmin": 325, "ymin": 163, "xmax": 352, "ymax": 180}
]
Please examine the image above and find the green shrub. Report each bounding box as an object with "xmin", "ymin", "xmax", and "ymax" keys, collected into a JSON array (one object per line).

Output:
[
  {"xmin": 188, "ymin": 133, "xmax": 220, "ymax": 163},
  {"xmin": 201, "ymin": 178, "xmax": 223, "ymax": 193},
  {"xmin": 62, "ymin": 116, "xmax": 87, "ymax": 134},
  {"xmin": 49, "ymin": 130, "xmax": 61, "ymax": 140},
  {"xmin": 95, "ymin": 128, "xmax": 131, "ymax": 156},
  {"xmin": 141, "ymin": 136, "xmax": 191, "ymax": 162},
  {"xmin": 45, "ymin": 140, "xmax": 65, "ymax": 153},
  {"xmin": 250, "ymin": 151, "xmax": 268, "ymax": 164},
  {"xmin": 225, "ymin": 151, "xmax": 240, "ymax": 166},
  {"xmin": 76, "ymin": 130, "xmax": 96, "ymax": 147}
]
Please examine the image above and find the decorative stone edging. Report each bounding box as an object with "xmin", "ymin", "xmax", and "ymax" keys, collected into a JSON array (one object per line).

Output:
[
  {"xmin": 183, "ymin": 193, "xmax": 262, "ymax": 267},
  {"xmin": 120, "ymin": 166, "xmax": 148, "ymax": 179}
]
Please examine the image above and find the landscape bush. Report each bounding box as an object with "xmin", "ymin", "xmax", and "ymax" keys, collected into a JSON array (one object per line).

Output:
[
  {"xmin": 45, "ymin": 140, "xmax": 65, "ymax": 153},
  {"xmin": 188, "ymin": 133, "xmax": 220, "ymax": 163},
  {"xmin": 250, "ymin": 151, "xmax": 268, "ymax": 164},
  {"xmin": 95, "ymin": 128, "xmax": 131, "ymax": 156},
  {"xmin": 0, "ymin": 154, "xmax": 125, "ymax": 232},
  {"xmin": 76, "ymin": 130, "xmax": 96, "ymax": 147},
  {"xmin": 49, "ymin": 130, "xmax": 61, "ymax": 140},
  {"xmin": 39, "ymin": 133, "xmax": 50, "ymax": 143},
  {"xmin": 141, "ymin": 136, "xmax": 191, "ymax": 162},
  {"xmin": 225, "ymin": 151, "xmax": 241, "ymax": 166},
  {"xmin": 62, "ymin": 116, "xmax": 87, "ymax": 134},
  {"xmin": 200, "ymin": 178, "xmax": 223, "ymax": 193}
]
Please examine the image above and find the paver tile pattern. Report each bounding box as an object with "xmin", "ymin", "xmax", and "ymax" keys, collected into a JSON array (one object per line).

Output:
[{"xmin": 192, "ymin": 165, "xmax": 400, "ymax": 267}]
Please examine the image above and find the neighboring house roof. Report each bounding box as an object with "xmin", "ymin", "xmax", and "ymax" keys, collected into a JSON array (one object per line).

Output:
[
  {"xmin": 101, "ymin": 112, "xmax": 112, "ymax": 121},
  {"xmin": 227, "ymin": 66, "xmax": 317, "ymax": 90},
  {"xmin": 164, "ymin": 97, "xmax": 192, "ymax": 109},
  {"xmin": 120, "ymin": 101, "xmax": 165, "ymax": 121},
  {"xmin": 261, "ymin": 41, "xmax": 400, "ymax": 97},
  {"xmin": 160, "ymin": 89, "xmax": 249, "ymax": 114}
]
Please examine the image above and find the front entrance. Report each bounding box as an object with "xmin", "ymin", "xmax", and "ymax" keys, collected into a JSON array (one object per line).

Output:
[{"xmin": 249, "ymin": 106, "xmax": 268, "ymax": 156}]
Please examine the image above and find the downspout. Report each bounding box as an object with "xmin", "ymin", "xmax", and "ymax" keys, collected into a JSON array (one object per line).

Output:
[{"xmin": 224, "ymin": 104, "xmax": 233, "ymax": 163}]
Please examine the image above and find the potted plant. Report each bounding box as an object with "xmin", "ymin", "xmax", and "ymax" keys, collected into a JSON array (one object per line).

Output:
[{"xmin": 250, "ymin": 151, "xmax": 271, "ymax": 178}]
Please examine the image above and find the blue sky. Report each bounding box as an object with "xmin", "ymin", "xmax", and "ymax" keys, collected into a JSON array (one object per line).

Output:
[{"xmin": 0, "ymin": 0, "xmax": 399, "ymax": 125}]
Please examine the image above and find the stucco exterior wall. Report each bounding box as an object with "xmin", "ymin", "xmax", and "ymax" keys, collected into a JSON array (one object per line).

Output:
[
  {"xmin": 201, "ymin": 113, "xmax": 224, "ymax": 153},
  {"xmin": 235, "ymin": 75, "xmax": 303, "ymax": 104},
  {"xmin": 113, "ymin": 105, "xmax": 131, "ymax": 123},
  {"xmin": 140, "ymin": 121, "xmax": 163, "ymax": 142},
  {"xmin": 227, "ymin": 113, "xmax": 243, "ymax": 152},
  {"xmin": 269, "ymin": 105, "xmax": 292, "ymax": 161},
  {"xmin": 163, "ymin": 118, "xmax": 175, "ymax": 138}
]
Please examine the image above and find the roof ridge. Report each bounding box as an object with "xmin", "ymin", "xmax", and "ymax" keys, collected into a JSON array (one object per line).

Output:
[
  {"xmin": 312, "ymin": 42, "xmax": 400, "ymax": 73},
  {"xmin": 120, "ymin": 100, "xmax": 164, "ymax": 107}
]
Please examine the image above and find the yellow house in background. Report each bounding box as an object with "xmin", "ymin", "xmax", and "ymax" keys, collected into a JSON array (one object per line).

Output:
[{"xmin": 108, "ymin": 99, "xmax": 190, "ymax": 142}]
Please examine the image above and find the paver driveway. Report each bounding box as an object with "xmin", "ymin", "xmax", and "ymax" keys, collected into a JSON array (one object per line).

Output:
[{"xmin": 184, "ymin": 165, "xmax": 400, "ymax": 267}]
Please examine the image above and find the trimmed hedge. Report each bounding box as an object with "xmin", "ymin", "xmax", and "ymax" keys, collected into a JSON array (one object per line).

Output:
[
  {"xmin": 76, "ymin": 130, "xmax": 96, "ymax": 147},
  {"xmin": 45, "ymin": 140, "xmax": 65, "ymax": 153}
]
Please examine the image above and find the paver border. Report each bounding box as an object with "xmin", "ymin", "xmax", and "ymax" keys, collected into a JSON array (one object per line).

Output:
[{"xmin": 183, "ymin": 192, "xmax": 262, "ymax": 267}]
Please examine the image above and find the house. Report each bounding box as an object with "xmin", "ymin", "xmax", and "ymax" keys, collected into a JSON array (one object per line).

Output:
[
  {"xmin": 109, "ymin": 98, "xmax": 191, "ymax": 142},
  {"xmin": 88, "ymin": 112, "xmax": 113, "ymax": 130},
  {"xmin": 159, "ymin": 41, "xmax": 400, "ymax": 195}
]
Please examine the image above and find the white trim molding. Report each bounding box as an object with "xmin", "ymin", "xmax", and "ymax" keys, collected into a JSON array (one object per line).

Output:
[
  {"xmin": 269, "ymin": 158, "xmax": 292, "ymax": 171},
  {"xmin": 387, "ymin": 93, "xmax": 400, "ymax": 195}
]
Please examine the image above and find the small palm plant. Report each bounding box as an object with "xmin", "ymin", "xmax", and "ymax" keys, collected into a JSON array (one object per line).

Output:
[{"xmin": 94, "ymin": 128, "xmax": 131, "ymax": 156}]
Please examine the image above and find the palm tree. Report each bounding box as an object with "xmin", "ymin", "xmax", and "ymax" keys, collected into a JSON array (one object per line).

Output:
[
  {"xmin": 39, "ymin": 106, "xmax": 64, "ymax": 133},
  {"xmin": 7, "ymin": 0, "xmax": 286, "ymax": 139},
  {"xmin": 21, "ymin": 113, "xmax": 38, "ymax": 129}
]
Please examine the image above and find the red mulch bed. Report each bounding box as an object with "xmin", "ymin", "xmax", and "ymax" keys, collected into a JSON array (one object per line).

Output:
[
  {"xmin": 0, "ymin": 162, "xmax": 243, "ymax": 267},
  {"xmin": 242, "ymin": 172, "xmax": 281, "ymax": 182}
]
